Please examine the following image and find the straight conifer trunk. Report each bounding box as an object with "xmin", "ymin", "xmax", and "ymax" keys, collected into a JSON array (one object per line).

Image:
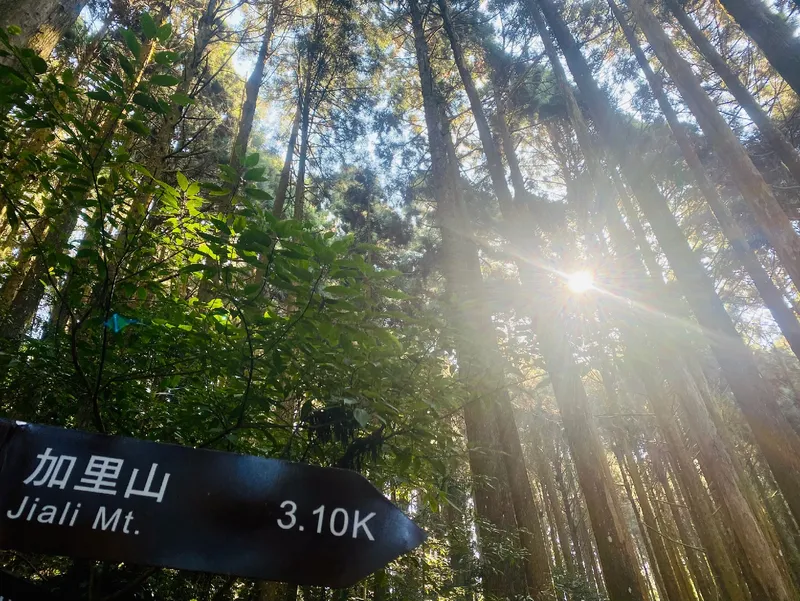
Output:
[
  {"xmin": 408, "ymin": 1, "xmax": 529, "ymax": 597},
  {"xmin": 531, "ymin": 0, "xmax": 800, "ymax": 537},
  {"xmin": 664, "ymin": 0, "xmax": 800, "ymax": 187},
  {"xmin": 293, "ymin": 96, "xmax": 312, "ymax": 221},
  {"xmin": 273, "ymin": 100, "xmax": 303, "ymax": 217},
  {"xmin": 438, "ymin": 4, "xmax": 646, "ymax": 598},
  {"xmin": 650, "ymin": 445, "xmax": 719, "ymax": 601},
  {"xmin": 531, "ymin": 7, "xmax": 754, "ymax": 597},
  {"xmin": 436, "ymin": 4, "xmax": 555, "ymax": 596},
  {"xmin": 715, "ymin": 0, "xmax": 800, "ymax": 95},
  {"xmin": 229, "ymin": 0, "xmax": 280, "ymax": 174},
  {"xmin": 623, "ymin": 0, "xmax": 800, "ymax": 293},
  {"xmin": 608, "ymin": 0, "xmax": 800, "ymax": 361}
]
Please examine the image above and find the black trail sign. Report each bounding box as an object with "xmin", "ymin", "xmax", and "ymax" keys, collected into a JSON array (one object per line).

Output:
[{"xmin": 0, "ymin": 421, "xmax": 425, "ymax": 587}]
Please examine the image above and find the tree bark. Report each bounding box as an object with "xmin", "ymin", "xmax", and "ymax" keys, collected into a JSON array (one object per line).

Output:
[
  {"xmin": 293, "ymin": 77, "xmax": 313, "ymax": 221},
  {"xmin": 532, "ymin": 0, "xmax": 800, "ymax": 535},
  {"xmin": 409, "ymin": 1, "xmax": 528, "ymax": 597},
  {"xmin": 620, "ymin": 364, "xmax": 750, "ymax": 601},
  {"xmin": 531, "ymin": 426, "xmax": 575, "ymax": 577},
  {"xmin": 229, "ymin": 0, "xmax": 279, "ymax": 175},
  {"xmin": 273, "ymin": 99, "xmax": 302, "ymax": 217},
  {"xmin": 436, "ymin": 4, "xmax": 555, "ymax": 597},
  {"xmin": 624, "ymin": 0, "xmax": 800, "ymax": 293},
  {"xmin": 651, "ymin": 443, "xmax": 720, "ymax": 601},
  {"xmin": 665, "ymin": 0, "xmax": 800, "ymax": 187},
  {"xmin": 0, "ymin": 0, "xmax": 88, "ymax": 58},
  {"xmin": 715, "ymin": 0, "xmax": 800, "ymax": 95},
  {"xmin": 440, "ymin": 4, "xmax": 644, "ymax": 598},
  {"xmin": 626, "ymin": 450, "xmax": 684, "ymax": 601},
  {"xmin": 609, "ymin": 0, "xmax": 800, "ymax": 362},
  {"xmin": 616, "ymin": 449, "xmax": 666, "ymax": 601}
]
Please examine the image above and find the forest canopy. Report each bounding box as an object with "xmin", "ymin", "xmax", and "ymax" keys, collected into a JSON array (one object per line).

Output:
[{"xmin": 0, "ymin": 0, "xmax": 799, "ymax": 599}]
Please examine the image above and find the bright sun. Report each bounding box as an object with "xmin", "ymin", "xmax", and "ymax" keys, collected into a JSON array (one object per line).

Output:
[{"xmin": 567, "ymin": 270, "xmax": 594, "ymax": 293}]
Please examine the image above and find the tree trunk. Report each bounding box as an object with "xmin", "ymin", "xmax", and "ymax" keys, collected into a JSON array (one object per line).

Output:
[
  {"xmin": 229, "ymin": 0, "xmax": 279, "ymax": 175},
  {"xmin": 273, "ymin": 99, "xmax": 302, "ymax": 217},
  {"xmin": 665, "ymin": 359, "xmax": 795, "ymax": 600},
  {"xmin": 532, "ymin": 310, "xmax": 647, "ymax": 601},
  {"xmin": 1, "ymin": 32, "xmax": 156, "ymax": 339},
  {"xmin": 715, "ymin": 0, "xmax": 800, "ymax": 95},
  {"xmin": 609, "ymin": 0, "xmax": 800, "ymax": 362},
  {"xmin": 440, "ymin": 4, "xmax": 643, "ymax": 598},
  {"xmin": 651, "ymin": 444, "xmax": 720, "ymax": 601},
  {"xmin": 531, "ymin": 427, "xmax": 575, "ymax": 577},
  {"xmin": 293, "ymin": 82, "xmax": 313, "ymax": 221},
  {"xmin": 745, "ymin": 454, "xmax": 800, "ymax": 588},
  {"xmin": 532, "ymin": 0, "xmax": 800, "ymax": 534},
  {"xmin": 409, "ymin": 0, "xmax": 528, "ymax": 597},
  {"xmin": 665, "ymin": 0, "xmax": 800, "ymax": 187},
  {"xmin": 627, "ymin": 451, "xmax": 682, "ymax": 601},
  {"xmin": 0, "ymin": 216, "xmax": 47, "ymax": 310},
  {"xmin": 620, "ymin": 364, "xmax": 750, "ymax": 601},
  {"xmin": 617, "ymin": 450, "xmax": 665, "ymax": 601},
  {"xmin": 0, "ymin": 0, "xmax": 88, "ymax": 58},
  {"xmin": 624, "ymin": 0, "xmax": 800, "ymax": 293},
  {"xmin": 648, "ymin": 471, "xmax": 698, "ymax": 601}
]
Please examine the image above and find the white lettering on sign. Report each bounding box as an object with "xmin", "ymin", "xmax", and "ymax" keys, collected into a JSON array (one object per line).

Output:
[
  {"xmin": 280, "ymin": 503, "xmax": 375, "ymax": 540},
  {"xmin": 91, "ymin": 507, "xmax": 136, "ymax": 533},
  {"xmin": 352, "ymin": 510, "xmax": 376, "ymax": 541},
  {"xmin": 23, "ymin": 448, "xmax": 76, "ymax": 489},
  {"xmin": 125, "ymin": 464, "xmax": 170, "ymax": 503},
  {"xmin": 21, "ymin": 448, "xmax": 170, "ymax": 502},
  {"xmin": 6, "ymin": 447, "xmax": 171, "ymax": 539},
  {"xmin": 330, "ymin": 508, "xmax": 349, "ymax": 537},
  {"xmin": 277, "ymin": 501, "xmax": 297, "ymax": 529},
  {"xmin": 5, "ymin": 497, "xmax": 81, "ymax": 525},
  {"xmin": 93, "ymin": 507, "xmax": 122, "ymax": 531},
  {"xmin": 75, "ymin": 456, "xmax": 124, "ymax": 495}
]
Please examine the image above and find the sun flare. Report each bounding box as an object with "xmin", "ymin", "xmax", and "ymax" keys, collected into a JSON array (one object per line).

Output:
[{"xmin": 567, "ymin": 270, "xmax": 594, "ymax": 294}]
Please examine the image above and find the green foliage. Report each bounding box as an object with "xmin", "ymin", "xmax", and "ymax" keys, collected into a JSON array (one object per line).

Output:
[{"xmin": 0, "ymin": 19, "xmax": 470, "ymax": 600}]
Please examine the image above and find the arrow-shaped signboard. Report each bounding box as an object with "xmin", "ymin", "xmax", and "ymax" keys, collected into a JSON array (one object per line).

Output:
[{"xmin": 0, "ymin": 420, "xmax": 425, "ymax": 587}]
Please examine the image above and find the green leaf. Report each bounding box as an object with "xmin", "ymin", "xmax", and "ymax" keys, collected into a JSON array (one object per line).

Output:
[
  {"xmin": 120, "ymin": 29, "xmax": 141, "ymax": 60},
  {"xmin": 245, "ymin": 153, "xmax": 259, "ymax": 167},
  {"xmin": 132, "ymin": 92, "xmax": 164, "ymax": 114},
  {"xmin": 6, "ymin": 25, "xmax": 21, "ymax": 36},
  {"xmin": 140, "ymin": 12, "xmax": 158, "ymax": 40},
  {"xmin": 29, "ymin": 55, "xmax": 47, "ymax": 74},
  {"xmin": 219, "ymin": 164, "xmax": 238, "ymax": 183},
  {"xmin": 87, "ymin": 89, "xmax": 114, "ymax": 102},
  {"xmin": 245, "ymin": 187, "xmax": 273, "ymax": 201},
  {"xmin": 176, "ymin": 172, "xmax": 189, "ymax": 191},
  {"xmin": 123, "ymin": 119, "xmax": 150, "ymax": 136},
  {"xmin": 324, "ymin": 285, "xmax": 359, "ymax": 297},
  {"xmin": 382, "ymin": 288, "xmax": 411, "ymax": 300},
  {"xmin": 244, "ymin": 167, "xmax": 266, "ymax": 181},
  {"xmin": 157, "ymin": 23, "xmax": 173, "ymax": 43},
  {"xmin": 25, "ymin": 119, "xmax": 54, "ymax": 129},
  {"xmin": 150, "ymin": 74, "xmax": 181, "ymax": 87},
  {"xmin": 155, "ymin": 50, "xmax": 180, "ymax": 65},
  {"xmin": 353, "ymin": 408, "xmax": 370, "ymax": 428},
  {"xmin": 170, "ymin": 92, "xmax": 194, "ymax": 106},
  {"xmin": 179, "ymin": 263, "xmax": 209, "ymax": 274},
  {"xmin": 118, "ymin": 54, "xmax": 135, "ymax": 79}
]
